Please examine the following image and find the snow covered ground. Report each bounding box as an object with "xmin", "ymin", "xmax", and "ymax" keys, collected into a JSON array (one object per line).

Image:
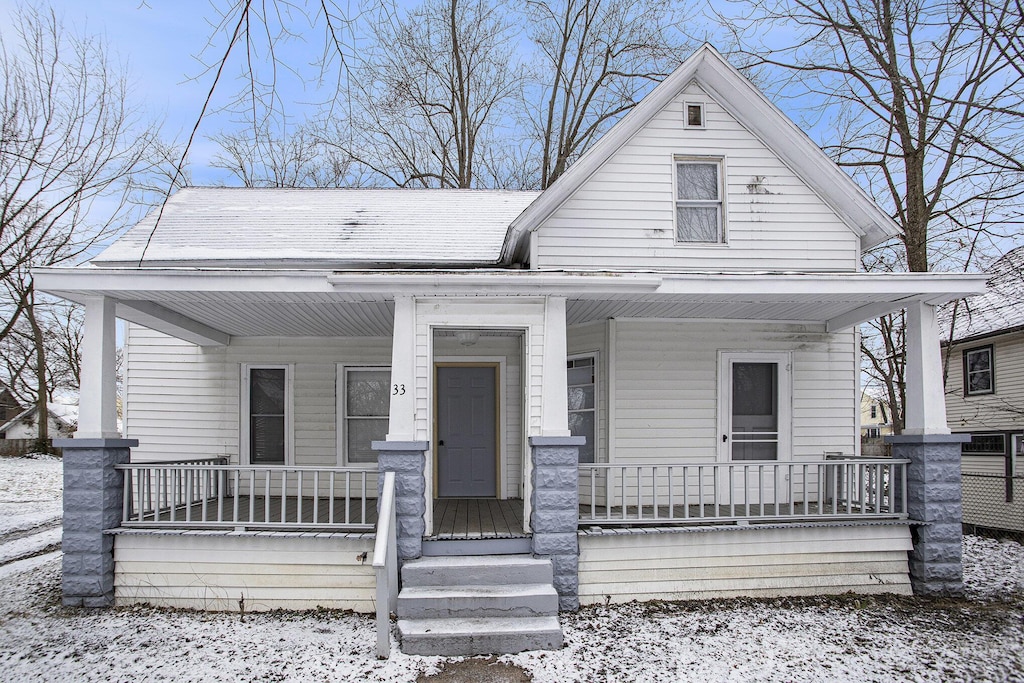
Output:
[{"xmin": 0, "ymin": 456, "xmax": 1021, "ymax": 682}]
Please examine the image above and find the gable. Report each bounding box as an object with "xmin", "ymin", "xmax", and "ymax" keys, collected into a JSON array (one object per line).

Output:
[{"xmin": 531, "ymin": 82, "xmax": 862, "ymax": 271}]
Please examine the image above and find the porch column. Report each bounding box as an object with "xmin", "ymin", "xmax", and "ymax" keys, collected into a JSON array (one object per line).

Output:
[
  {"xmin": 374, "ymin": 440, "xmax": 428, "ymax": 560},
  {"xmin": 77, "ymin": 296, "xmax": 120, "ymax": 439},
  {"xmin": 540, "ymin": 296, "xmax": 571, "ymax": 437},
  {"xmin": 889, "ymin": 300, "xmax": 968, "ymax": 597},
  {"xmin": 386, "ymin": 295, "xmax": 417, "ymax": 441},
  {"xmin": 530, "ymin": 435, "xmax": 584, "ymax": 611}
]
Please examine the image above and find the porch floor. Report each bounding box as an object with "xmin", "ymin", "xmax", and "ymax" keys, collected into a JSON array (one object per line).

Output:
[{"xmin": 430, "ymin": 498, "xmax": 526, "ymax": 539}]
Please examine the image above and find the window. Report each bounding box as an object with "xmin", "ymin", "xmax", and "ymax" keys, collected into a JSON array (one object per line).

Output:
[
  {"xmin": 961, "ymin": 433, "xmax": 1006, "ymax": 456},
  {"xmin": 963, "ymin": 345, "xmax": 994, "ymax": 396},
  {"xmin": 684, "ymin": 102, "xmax": 705, "ymax": 128},
  {"xmin": 567, "ymin": 356, "xmax": 596, "ymax": 464},
  {"xmin": 866, "ymin": 427, "xmax": 881, "ymax": 439},
  {"xmin": 870, "ymin": 404, "xmax": 877, "ymax": 419},
  {"xmin": 342, "ymin": 367, "xmax": 391, "ymax": 465},
  {"xmin": 675, "ymin": 159, "xmax": 723, "ymax": 243},
  {"xmin": 243, "ymin": 365, "xmax": 291, "ymax": 464}
]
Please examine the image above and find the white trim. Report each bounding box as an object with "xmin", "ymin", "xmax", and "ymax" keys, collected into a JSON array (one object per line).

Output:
[
  {"xmin": 683, "ymin": 100, "xmax": 706, "ymax": 129},
  {"xmin": 607, "ymin": 319, "xmax": 617, "ymax": 464},
  {"xmin": 240, "ymin": 363, "xmax": 294, "ymax": 466},
  {"xmin": 567, "ymin": 351, "xmax": 599, "ymax": 464},
  {"xmin": 337, "ymin": 364, "xmax": 392, "ymax": 468},
  {"xmin": 672, "ymin": 155, "xmax": 726, "ymax": 245},
  {"xmin": 717, "ymin": 351, "xmax": 793, "ymax": 462}
]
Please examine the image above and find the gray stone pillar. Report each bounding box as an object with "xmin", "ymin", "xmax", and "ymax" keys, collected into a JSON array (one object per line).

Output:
[
  {"xmin": 888, "ymin": 433, "xmax": 969, "ymax": 596},
  {"xmin": 54, "ymin": 438, "xmax": 138, "ymax": 607},
  {"xmin": 373, "ymin": 440, "xmax": 428, "ymax": 561},
  {"xmin": 530, "ymin": 436, "xmax": 584, "ymax": 611}
]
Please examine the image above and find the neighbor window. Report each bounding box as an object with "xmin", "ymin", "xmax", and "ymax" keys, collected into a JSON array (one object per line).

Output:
[
  {"xmin": 567, "ymin": 356, "xmax": 596, "ymax": 464},
  {"xmin": 961, "ymin": 433, "xmax": 1006, "ymax": 456},
  {"xmin": 675, "ymin": 159, "xmax": 723, "ymax": 243},
  {"xmin": 245, "ymin": 365, "xmax": 290, "ymax": 464},
  {"xmin": 963, "ymin": 346, "xmax": 994, "ymax": 396},
  {"xmin": 342, "ymin": 367, "xmax": 391, "ymax": 465}
]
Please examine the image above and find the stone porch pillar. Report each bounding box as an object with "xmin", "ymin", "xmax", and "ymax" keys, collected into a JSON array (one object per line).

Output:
[
  {"xmin": 530, "ymin": 436, "xmax": 584, "ymax": 611},
  {"xmin": 889, "ymin": 300, "xmax": 967, "ymax": 596},
  {"xmin": 374, "ymin": 441, "xmax": 429, "ymax": 560}
]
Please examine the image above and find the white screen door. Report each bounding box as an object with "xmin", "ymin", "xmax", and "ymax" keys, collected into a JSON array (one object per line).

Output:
[{"xmin": 719, "ymin": 352, "xmax": 792, "ymax": 506}]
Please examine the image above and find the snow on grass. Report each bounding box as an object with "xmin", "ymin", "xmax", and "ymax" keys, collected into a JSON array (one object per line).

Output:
[
  {"xmin": 0, "ymin": 527, "xmax": 61, "ymax": 565},
  {"xmin": 0, "ymin": 455, "xmax": 63, "ymax": 535},
  {"xmin": 963, "ymin": 534, "xmax": 1024, "ymax": 602},
  {"xmin": 0, "ymin": 540, "xmax": 1022, "ymax": 682}
]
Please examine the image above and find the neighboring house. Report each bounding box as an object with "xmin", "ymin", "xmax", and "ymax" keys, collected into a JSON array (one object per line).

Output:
[
  {"xmin": 944, "ymin": 246, "xmax": 1024, "ymax": 535},
  {"xmin": 0, "ymin": 383, "xmax": 24, "ymax": 424},
  {"xmin": 860, "ymin": 390, "xmax": 893, "ymax": 440},
  {"xmin": 0, "ymin": 403, "xmax": 77, "ymax": 440},
  {"xmin": 36, "ymin": 46, "xmax": 987, "ymax": 656}
]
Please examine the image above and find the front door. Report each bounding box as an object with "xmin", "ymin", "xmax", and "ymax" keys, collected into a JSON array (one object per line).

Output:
[{"xmin": 437, "ymin": 365, "xmax": 497, "ymax": 497}]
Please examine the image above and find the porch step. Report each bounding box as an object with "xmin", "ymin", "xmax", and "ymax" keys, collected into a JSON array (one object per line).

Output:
[
  {"xmin": 422, "ymin": 537, "xmax": 533, "ymax": 556},
  {"xmin": 397, "ymin": 583, "xmax": 558, "ymax": 619},
  {"xmin": 397, "ymin": 616, "xmax": 563, "ymax": 656},
  {"xmin": 396, "ymin": 555, "xmax": 563, "ymax": 656},
  {"xmin": 401, "ymin": 554, "xmax": 553, "ymax": 587}
]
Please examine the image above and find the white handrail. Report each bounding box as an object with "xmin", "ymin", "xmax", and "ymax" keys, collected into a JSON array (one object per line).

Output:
[{"xmin": 373, "ymin": 471, "xmax": 397, "ymax": 660}]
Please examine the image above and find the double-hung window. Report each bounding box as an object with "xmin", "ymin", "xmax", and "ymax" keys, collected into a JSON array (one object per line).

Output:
[
  {"xmin": 243, "ymin": 365, "xmax": 291, "ymax": 464},
  {"xmin": 963, "ymin": 346, "xmax": 994, "ymax": 396},
  {"xmin": 567, "ymin": 355, "xmax": 596, "ymax": 464},
  {"xmin": 675, "ymin": 158, "xmax": 723, "ymax": 243},
  {"xmin": 341, "ymin": 366, "xmax": 391, "ymax": 466}
]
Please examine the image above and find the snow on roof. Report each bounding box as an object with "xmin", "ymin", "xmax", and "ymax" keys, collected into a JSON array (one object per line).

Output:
[
  {"xmin": 91, "ymin": 187, "xmax": 542, "ymax": 268},
  {"xmin": 947, "ymin": 246, "xmax": 1024, "ymax": 342}
]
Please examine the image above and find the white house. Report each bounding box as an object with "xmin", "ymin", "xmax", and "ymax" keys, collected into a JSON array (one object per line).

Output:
[
  {"xmin": 944, "ymin": 246, "xmax": 1024, "ymax": 535},
  {"xmin": 35, "ymin": 45, "xmax": 988, "ymax": 657}
]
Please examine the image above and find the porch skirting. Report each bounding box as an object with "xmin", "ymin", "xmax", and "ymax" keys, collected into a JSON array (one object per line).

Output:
[
  {"xmin": 577, "ymin": 521, "xmax": 914, "ymax": 605},
  {"xmin": 112, "ymin": 529, "xmax": 376, "ymax": 612}
]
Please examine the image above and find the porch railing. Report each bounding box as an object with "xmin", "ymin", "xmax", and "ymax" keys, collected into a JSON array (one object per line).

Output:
[
  {"xmin": 578, "ymin": 458, "xmax": 908, "ymax": 526},
  {"xmin": 373, "ymin": 471, "xmax": 398, "ymax": 659},
  {"xmin": 117, "ymin": 461, "xmax": 376, "ymax": 530}
]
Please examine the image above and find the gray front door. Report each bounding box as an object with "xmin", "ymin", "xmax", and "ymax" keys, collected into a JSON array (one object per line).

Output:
[{"xmin": 437, "ymin": 366, "xmax": 497, "ymax": 497}]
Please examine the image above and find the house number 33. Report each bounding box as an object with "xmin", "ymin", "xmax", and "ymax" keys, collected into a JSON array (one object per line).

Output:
[{"xmin": 392, "ymin": 384, "xmax": 406, "ymax": 395}]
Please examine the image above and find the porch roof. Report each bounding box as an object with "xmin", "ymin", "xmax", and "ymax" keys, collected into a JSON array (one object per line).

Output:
[{"xmin": 34, "ymin": 267, "xmax": 988, "ymax": 345}]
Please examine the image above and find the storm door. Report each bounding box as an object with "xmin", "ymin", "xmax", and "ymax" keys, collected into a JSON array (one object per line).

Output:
[{"xmin": 436, "ymin": 365, "xmax": 497, "ymax": 497}]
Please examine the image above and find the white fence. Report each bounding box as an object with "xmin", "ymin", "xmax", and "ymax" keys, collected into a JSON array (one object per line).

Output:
[
  {"xmin": 578, "ymin": 458, "xmax": 908, "ymax": 525},
  {"xmin": 117, "ymin": 460, "xmax": 376, "ymax": 530}
]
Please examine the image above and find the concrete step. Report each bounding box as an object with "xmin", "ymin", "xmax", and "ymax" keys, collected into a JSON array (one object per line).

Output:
[
  {"xmin": 397, "ymin": 616, "xmax": 563, "ymax": 656},
  {"xmin": 397, "ymin": 583, "xmax": 559, "ymax": 619},
  {"xmin": 401, "ymin": 554, "xmax": 553, "ymax": 587}
]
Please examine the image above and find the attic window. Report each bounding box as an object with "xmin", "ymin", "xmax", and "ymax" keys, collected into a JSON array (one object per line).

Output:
[
  {"xmin": 685, "ymin": 102, "xmax": 705, "ymax": 128},
  {"xmin": 674, "ymin": 158, "xmax": 724, "ymax": 243}
]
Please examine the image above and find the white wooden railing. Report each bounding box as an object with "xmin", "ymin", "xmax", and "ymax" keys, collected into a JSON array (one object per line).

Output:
[
  {"xmin": 373, "ymin": 471, "xmax": 398, "ymax": 659},
  {"xmin": 578, "ymin": 458, "xmax": 908, "ymax": 525},
  {"xmin": 117, "ymin": 461, "xmax": 376, "ymax": 530}
]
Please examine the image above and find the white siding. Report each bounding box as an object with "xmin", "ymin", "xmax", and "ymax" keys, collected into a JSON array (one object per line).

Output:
[
  {"xmin": 578, "ymin": 524, "xmax": 913, "ymax": 603},
  {"xmin": 609, "ymin": 320, "xmax": 858, "ymax": 463},
  {"xmin": 114, "ymin": 531, "xmax": 375, "ymax": 612},
  {"xmin": 946, "ymin": 332, "xmax": 1024, "ymax": 437},
  {"xmin": 125, "ymin": 324, "xmax": 391, "ymax": 464},
  {"xmin": 534, "ymin": 83, "xmax": 860, "ymax": 272}
]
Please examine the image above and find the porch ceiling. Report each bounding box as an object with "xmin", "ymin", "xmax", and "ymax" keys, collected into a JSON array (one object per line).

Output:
[{"xmin": 33, "ymin": 267, "xmax": 989, "ymax": 343}]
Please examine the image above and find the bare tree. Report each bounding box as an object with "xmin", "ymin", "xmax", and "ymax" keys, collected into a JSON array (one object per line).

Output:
[
  {"xmin": 726, "ymin": 0, "xmax": 1024, "ymax": 431},
  {"xmin": 0, "ymin": 4, "xmax": 160, "ymax": 444},
  {"xmin": 210, "ymin": 117, "xmax": 356, "ymax": 187},
  {"xmin": 332, "ymin": 0, "xmax": 524, "ymax": 188},
  {"xmin": 524, "ymin": 0, "xmax": 688, "ymax": 188}
]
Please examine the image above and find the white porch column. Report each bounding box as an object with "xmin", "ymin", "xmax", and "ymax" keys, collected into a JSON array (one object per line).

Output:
[
  {"xmin": 386, "ymin": 295, "xmax": 417, "ymax": 441},
  {"xmin": 76, "ymin": 296, "xmax": 120, "ymax": 439},
  {"xmin": 903, "ymin": 300, "xmax": 949, "ymax": 435},
  {"xmin": 540, "ymin": 296, "xmax": 570, "ymax": 437}
]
